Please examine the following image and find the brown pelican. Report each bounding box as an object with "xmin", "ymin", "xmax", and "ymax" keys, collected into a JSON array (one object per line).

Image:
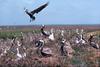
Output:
[
  {"xmin": 41, "ymin": 25, "xmax": 55, "ymax": 41},
  {"xmin": 35, "ymin": 39, "xmax": 52, "ymax": 57},
  {"xmin": 60, "ymin": 39, "xmax": 74, "ymax": 58},
  {"xmin": 75, "ymin": 34, "xmax": 86, "ymax": 45},
  {"xmin": 60, "ymin": 39, "xmax": 67, "ymax": 56},
  {"xmin": 61, "ymin": 30, "xmax": 64, "ymax": 37},
  {"xmin": 15, "ymin": 40, "xmax": 26, "ymax": 61},
  {"xmin": 49, "ymin": 28, "xmax": 55, "ymax": 41},
  {"xmin": 24, "ymin": 2, "xmax": 49, "ymax": 22},
  {"xmin": 79, "ymin": 34, "xmax": 86, "ymax": 44},
  {"xmin": 88, "ymin": 35, "xmax": 99, "ymax": 49},
  {"xmin": 16, "ymin": 47, "xmax": 26, "ymax": 61},
  {"xmin": 41, "ymin": 25, "xmax": 50, "ymax": 37}
]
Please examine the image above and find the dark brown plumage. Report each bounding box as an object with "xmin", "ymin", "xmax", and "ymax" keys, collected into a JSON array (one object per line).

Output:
[
  {"xmin": 41, "ymin": 25, "xmax": 50, "ymax": 37},
  {"xmin": 24, "ymin": 2, "xmax": 49, "ymax": 22}
]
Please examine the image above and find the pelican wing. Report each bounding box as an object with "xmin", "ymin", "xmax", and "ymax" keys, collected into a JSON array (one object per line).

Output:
[{"xmin": 31, "ymin": 2, "xmax": 49, "ymax": 14}]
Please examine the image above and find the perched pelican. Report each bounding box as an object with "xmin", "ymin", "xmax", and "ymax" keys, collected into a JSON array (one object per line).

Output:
[
  {"xmin": 60, "ymin": 39, "xmax": 66, "ymax": 56},
  {"xmin": 41, "ymin": 25, "xmax": 49, "ymax": 37},
  {"xmin": 88, "ymin": 35, "xmax": 94, "ymax": 42},
  {"xmin": 16, "ymin": 47, "xmax": 26, "ymax": 60},
  {"xmin": 79, "ymin": 34, "xmax": 86, "ymax": 44},
  {"xmin": 17, "ymin": 41, "xmax": 22, "ymax": 47},
  {"xmin": 48, "ymin": 33, "xmax": 55, "ymax": 41},
  {"xmin": 61, "ymin": 30, "xmax": 64, "ymax": 37},
  {"xmin": 88, "ymin": 35, "xmax": 99, "ymax": 49},
  {"xmin": 16, "ymin": 40, "xmax": 26, "ymax": 61},
  {"xmin": 75, "ymin": 34, "xmax": 86, "ymax": 45},
  {"xmin": 35, "ymin": 39, "xmax": 52, "ymax": 57},
  {"xmin": 41, "ymin": 25, "xmax": 55, "ymax": 41},
  {"xmin": 48, "ymin": 28, "xmax": 55, "ymax": 41},
  {"xmin": 76, "ymin": 28, "xmax": 80, "ymax": 34},
  {"xmin": 90, "ymin": 42, "xmax": 99, "ymax": 49},
  {"xmin": 24, "ymin": 2, "xmax": 49, "ymax": 22},
  {"xmin": 60, "ymin": 39, "xmax": 74, "ymax": 58},
  {"xmin": 75, "ymin": 38, "xmax": 80, "ymax": 44},
  {"xmin": 16, "ymin": 48, "xmax": 22, "ymax": 59}
]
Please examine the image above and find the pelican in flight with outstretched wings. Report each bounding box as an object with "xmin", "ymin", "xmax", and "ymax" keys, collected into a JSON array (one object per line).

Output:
[{"xmin": 24, "ymin": 2, "xmax": 49, "ymax": 22}]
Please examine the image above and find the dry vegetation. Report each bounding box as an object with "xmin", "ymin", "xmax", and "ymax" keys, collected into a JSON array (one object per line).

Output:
[{"xmin": 0, "ymin": 25, "xmax": 99, "ymax": 67}]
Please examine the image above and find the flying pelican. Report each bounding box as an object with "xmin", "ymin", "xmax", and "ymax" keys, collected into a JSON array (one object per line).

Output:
[{"xmin": 24, "ymin": 2, "xmax": 49, "ymax": 22}]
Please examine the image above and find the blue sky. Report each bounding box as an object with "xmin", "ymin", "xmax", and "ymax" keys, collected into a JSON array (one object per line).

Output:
[{"xmin": 0, "ymin": 0, "xmax": 100, "ymax": 25}]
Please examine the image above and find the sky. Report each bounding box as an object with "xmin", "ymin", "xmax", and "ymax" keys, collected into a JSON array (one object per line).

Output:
[{"xmin": 0, "ymin": 0, "xmax": 100, "ymax": 25}]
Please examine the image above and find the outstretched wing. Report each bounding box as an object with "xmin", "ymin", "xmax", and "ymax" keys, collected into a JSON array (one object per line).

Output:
[{"xmin": 31, "ymin": 2, "xmax": 49, "ymax": 14}]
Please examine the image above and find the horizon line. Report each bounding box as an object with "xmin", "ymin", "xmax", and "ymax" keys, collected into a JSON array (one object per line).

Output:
[{"xmin": 0, "ymin": 24, "xmax": 100, "ymax": 26}]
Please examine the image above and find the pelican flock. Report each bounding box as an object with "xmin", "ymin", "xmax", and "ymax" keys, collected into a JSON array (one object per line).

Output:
[
  {"xmin": 0, "ymin": 27, "xmax": 99, "ymax": 67},
  {"xmin": 0, "ymin": 1, "xmax": 99, "ymax": 67}
]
